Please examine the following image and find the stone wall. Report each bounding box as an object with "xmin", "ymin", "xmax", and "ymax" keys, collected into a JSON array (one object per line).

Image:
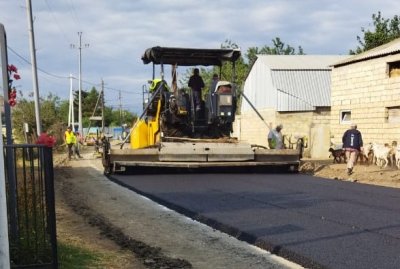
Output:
[
  {"xmin": 330, "ymin": 54, "xmax": 400, "ymax": 145},
  {"xmin": 234, "ymin": 107, "xmax": 331, "ymax": 158}
]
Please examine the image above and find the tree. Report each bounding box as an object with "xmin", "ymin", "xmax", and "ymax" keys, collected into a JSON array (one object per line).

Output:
[
  {"xmin": 58, "ymin": 100, "xmax": 70, "ymax": 124},
  {"xmin": 350, "ymin": 11, "xmax": 400, "ymax": 54},
  {"xmin": 11, "ymin": 94, "xmax": 66, "ymax": 143},
  {"xmin": 186, "ymin": 39, "xmax": 249, "ymax": 97},
  {"xmin": 10, "ymin": 87, "xmax": 138, "ymax": 143},
  {"xmin": 246, "ymin": 37, "xmax": 305, "ymax": 66},
  {"xmin": 11, "ymin": 99, "xmax": 36, "ymax": 141},
  {"xmin": 82, "ymin": 87, "xmax": 100, "ymax": 118},
  {"xmin": 103, "ymin": 107, "xmax": 137, "ymax": 127}
]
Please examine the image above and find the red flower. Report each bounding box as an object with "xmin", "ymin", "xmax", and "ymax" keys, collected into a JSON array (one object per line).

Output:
[
  {"xmin": 7, "ymin": 64, "xmax": 20, "ymax": 108},
  {"xmin": 9, "ymin": 89, "xmax": 16, "ymax": 99},
  {"xmin": 8, "ymin": 64, "xmax": 18, "ymax": 73},
  {"xmin": 8, "ymin": 99, "xmax": 16, "ymax": 107},
  {"xmin": 36, "ymin": 133, "xmax": 57, "ymax": 148}
]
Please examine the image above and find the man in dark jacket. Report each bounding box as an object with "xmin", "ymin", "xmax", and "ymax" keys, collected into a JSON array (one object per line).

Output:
[
  {"xmin": 188, "ymin": 68, "xmax": 205, "ymax": 111},
  {"xmin": 342, "ymin": 123, "xmax": 363, "ymax": 175}
]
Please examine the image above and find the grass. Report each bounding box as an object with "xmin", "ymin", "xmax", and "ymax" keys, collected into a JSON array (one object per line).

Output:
[{"xmin": 58, "ymin": 241, "xmax": 103, "ymax": 269}]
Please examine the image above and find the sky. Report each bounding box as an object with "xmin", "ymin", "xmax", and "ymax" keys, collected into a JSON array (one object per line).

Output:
[{"xmin": 0, "ymin": 0, "xmax": 399, "ymax": 115}]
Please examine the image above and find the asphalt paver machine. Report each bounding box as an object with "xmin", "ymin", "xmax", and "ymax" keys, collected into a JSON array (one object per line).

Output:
[{"xmin": 102, "ymin": 46, "xmax": 303, "ymax": 174}]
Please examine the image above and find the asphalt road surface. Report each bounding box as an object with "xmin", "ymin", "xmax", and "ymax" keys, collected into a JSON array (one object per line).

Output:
[{"xmin": 109, "ymin": 172, "xmax": 400, "ymax": 269}]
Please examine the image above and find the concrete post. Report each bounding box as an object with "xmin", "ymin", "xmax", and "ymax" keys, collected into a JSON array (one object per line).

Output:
[{"xmin": 0, "ymin": 22, "xmax": 11, "ymax": 269}]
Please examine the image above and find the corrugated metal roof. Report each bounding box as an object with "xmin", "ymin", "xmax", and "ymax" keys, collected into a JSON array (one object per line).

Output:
[
  {"xmin": 333, "ymin": 37, "xmax": 400, "ymax": 67},
  {"xmin": 257, "ymin": 55, "xmax": 349, "ymax": 70},
  {"xmin": 272, "ymin": 70, "xmax": 332, "ymax": 111},
  {"xmin": 241, "ymin": 55, "xmax": 347, "ymax": 113}
]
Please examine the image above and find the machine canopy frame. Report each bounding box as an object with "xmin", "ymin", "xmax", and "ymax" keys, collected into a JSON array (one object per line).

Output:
[{"xmin": 141, "ymin": 46, "xmax": 241, "ymax": 66}]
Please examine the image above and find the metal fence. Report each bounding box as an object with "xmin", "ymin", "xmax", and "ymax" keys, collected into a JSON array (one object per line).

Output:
[{"xmin": 4, "ymin": 144, "xmax": 58, "ymax": 269}]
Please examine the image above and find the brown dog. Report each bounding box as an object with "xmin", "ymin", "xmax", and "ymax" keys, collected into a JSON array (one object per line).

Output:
[{"xmin": 329, "ymin": 148, "xmax": 346, "ymax": 163}]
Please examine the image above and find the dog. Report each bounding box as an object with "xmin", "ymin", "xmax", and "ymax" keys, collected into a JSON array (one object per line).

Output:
[{"xmin": 329, "ymin": 147, "xmax": 346, "ymax": 163}]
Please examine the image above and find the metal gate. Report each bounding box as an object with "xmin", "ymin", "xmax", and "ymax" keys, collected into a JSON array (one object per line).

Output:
[{"xmin": 4, "ymin": 144, "xmax": 58, "ymax": 269}]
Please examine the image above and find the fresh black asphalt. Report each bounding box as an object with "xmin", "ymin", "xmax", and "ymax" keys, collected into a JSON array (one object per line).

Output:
[{"xmin": 109, "ymin": 172, "xmax": 400, "ymax": 269}]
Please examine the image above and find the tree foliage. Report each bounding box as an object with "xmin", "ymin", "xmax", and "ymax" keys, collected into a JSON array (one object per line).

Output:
[
  {"xmin": 179, "ymin": 39, "xmax": 249, "ymax": 97},
  {"xmin": 11, "ymin": 94, "xmax": 64, "ymax": 143},
  {"xmin": 246, "ymin": 37, "xmax": 305, "ymax": 67},
  {"xmin": 192, "ymin": 38, "xmax": 304, "ymax": 96},
  {"xmin": 82, "ymin": 87, "xmax": 100, "ymax": 118},
  {"xmin": 219, "ymin": 40, "xmax": 249, "ymax": 89},
  {"xmin": 177, "ymin": 39, "xmax": 303, "ymax": 115},
  {"xmin": 350, "ymin": 11, "xmax": 400, "ymax": 54},
  {"xmin": 10, "ymin": 88, "xmax": 137, "ymax": 143}
]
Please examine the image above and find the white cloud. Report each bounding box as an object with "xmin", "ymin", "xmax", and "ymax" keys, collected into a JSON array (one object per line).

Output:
[{"xmin": 1, "ymin": 0, "xmax": 399, "ymax": 115}]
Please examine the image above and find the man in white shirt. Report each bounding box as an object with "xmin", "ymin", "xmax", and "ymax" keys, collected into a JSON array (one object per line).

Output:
[{"xmin": 268, "ymin": 124, "xmax": 284, "ymax": 149}]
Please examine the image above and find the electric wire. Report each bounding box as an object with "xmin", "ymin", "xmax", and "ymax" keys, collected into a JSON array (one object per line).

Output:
[
  {"xmin": 7, "ymin": 46, "xmax": 69, "ymax": 79},
  {"xmin": 66, "ymin": 0, "xmax": 82, "ymax": 30},
  {"xmin": 43, "ymin": 0, "xmax": 73, "ymax": 44},
  {"xmin": 7, "ymin": 46, "xmax": 141, "ymax": 95}
]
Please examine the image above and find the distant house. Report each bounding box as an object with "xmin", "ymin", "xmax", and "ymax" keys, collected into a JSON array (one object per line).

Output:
[
  {"xmin": 330, "ymin": 38, "xmax": 400, "ymax": 145},
  {"xmin": 234, "ymin": 55, "xmax": 348, "ymax": 158}
]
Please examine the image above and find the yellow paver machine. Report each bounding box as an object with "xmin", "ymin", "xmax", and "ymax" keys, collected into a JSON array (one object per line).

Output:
[{"xmin": 102, "ymin": 46, "xmax": 303, "ymax": 174}]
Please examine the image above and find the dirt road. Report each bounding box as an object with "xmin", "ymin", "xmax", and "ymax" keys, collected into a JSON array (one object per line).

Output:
[{"xmin": 55, "ymin": 150, "xmax": 302, "ymax": 269}]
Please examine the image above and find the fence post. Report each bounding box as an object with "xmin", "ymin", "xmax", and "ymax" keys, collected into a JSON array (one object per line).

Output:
[
  {"xmin": 0, "ymin": 137, "xmax": 10, "ymax": 269},
  {"xmin": 43, "ymin": 146, "xmax": 58, "ymax": 268},
  {"xmin": 0, "ymin": 22, "xmax": 11, "ymax": 269},
  {"xmin": 1, "ymin": 19, "xmax": 18, "ymax": 252}
]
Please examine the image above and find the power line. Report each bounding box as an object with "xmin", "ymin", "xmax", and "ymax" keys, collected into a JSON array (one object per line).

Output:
[
  {"xmin": 43, "ymin": 0, "xmax": 72, "ymax": 44},
  {"xmin": 7, "ymin": 45, "xmax": 142, "ymax": 95},
  {"xmin": 8, "ymin": 46, "xmax": 69, "ymax": 79},
  {"xmin": 65, "ymin": 0, "xmax": 82, "ymax": 30},
  {"xmin": 104, "ymin": 86, "xmax": 141, "ymax": 95}
]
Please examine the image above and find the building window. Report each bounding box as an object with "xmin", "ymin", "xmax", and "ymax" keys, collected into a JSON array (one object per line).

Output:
[
  {"xmin": 388, "ymin": 61, "xmax": 400, "ymax": 77},
  {"xmin": 340, "ymin": 110, "xmax": 351, "ymax": 124},
  {"xmin": 386, "ymin": 106, "xmax": 400, "ymax": 123}
]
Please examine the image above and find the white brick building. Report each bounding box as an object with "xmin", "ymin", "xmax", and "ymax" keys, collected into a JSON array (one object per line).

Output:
[
  {"xmin": 330, "ymin": 38, "xmax": 400, "ymax": 146},
  {"xmin": 234, "ymin": 55, "xmax": 347, "ymax": 158}
]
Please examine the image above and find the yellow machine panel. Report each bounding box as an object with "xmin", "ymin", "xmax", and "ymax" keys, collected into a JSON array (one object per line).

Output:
[
  {"xmin": 130, "ymin": 120, "xmax": 149, "ymax": 149},
  {"xmin": 130, "ymin": 100, "xmax": 161, "ymax": 149}
]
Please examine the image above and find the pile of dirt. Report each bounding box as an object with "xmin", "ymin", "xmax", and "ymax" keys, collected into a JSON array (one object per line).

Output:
[{"xmin": 300, "ymin": 159, "xmax": 400, "ymax": 188}]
